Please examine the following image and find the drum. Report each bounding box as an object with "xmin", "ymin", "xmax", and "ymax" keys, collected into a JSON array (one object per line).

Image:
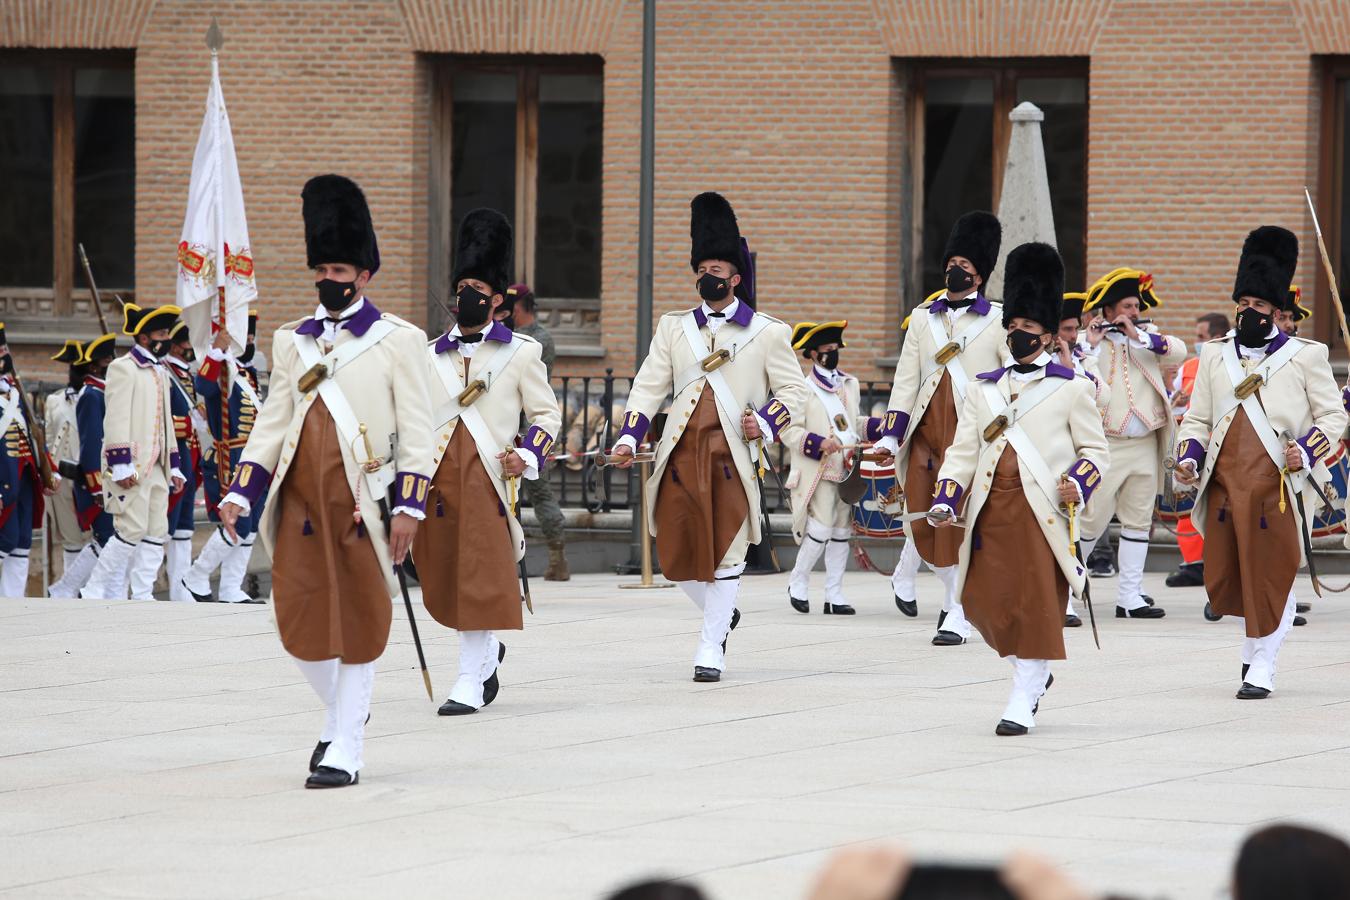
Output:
[
  {"xmin": 1155, "ymin": 479, "xmax": 1195, "ymax": 523},
  {"xmin": 1312, "ymin": 438, "xmax": 1348, "ymax": 537},
  {"xmin": 852, "ymin": 457, "xmax": 906, "ymax": 538}
]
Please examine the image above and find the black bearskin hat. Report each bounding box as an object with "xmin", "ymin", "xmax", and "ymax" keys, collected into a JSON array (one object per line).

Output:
[
  {"xmin": 302, "ymin": 174, "xmax": 381, "ymax": 275},
  {"xmin": 689, "ymin": 192, "xmax": 743, "ymax": 272},
  {"xmin": 942, "ymin": 211, "xmax": 1002, "ymax": 284},
  {"xmin": 1233, "ymin": 226, "xmax": 1298, "ymax": 309},
  {"xmin": 1002, "ymin": 242, "xmax": 1064, "ymax": 333},
  {"xmin": 452, "ymin": 208, "xmax": 513, "ymax": 297}
]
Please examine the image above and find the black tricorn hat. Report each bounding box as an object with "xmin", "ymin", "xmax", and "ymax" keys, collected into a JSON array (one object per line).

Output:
[
  {"xmin": 82, "ymin": 333, "xmax": 117, "ymax": 364},
  {"xmin": 942, "ymin": 211, "xmax": 1002, "ymax": 284},
  {"xmin": 1061, "ymin": 292, "xmax": 1088, "ymax": 323},
  {"xmin": 452, "ymin": 208, "xmax": 513, "ymax": 297},
  {"xmin": 791, "ymin": 320, "xmax": 848, "ymax": 356},
  {"xmin": 52, "ymin": 339, "xmax": 84, "ymax": 364},
  {"xmin": 1233, "ymin": 225, "xmax": 1298, "ymax": 309},
  {"xmin": 302, "ymin": 174, "xmax": 380, "ymax": 275},
  {"xmin": 690, "ymin": 192, "xmax": 743, "ymax": 272},
  {"xmin": 1002, "ymin": 242, "xmax": 1064, "ymax": 334}
]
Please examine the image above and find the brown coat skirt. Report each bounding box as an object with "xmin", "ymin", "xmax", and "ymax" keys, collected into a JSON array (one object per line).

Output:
[
  {"xmin": 905, "ymin": 372, "xmax": 964, "ymax": 567},
  {"xmin": 1203, "ymin": 409, "xmax": 1298, "ymax": 638},
  {"xmin": 414, "ymin": 426, "xmax": 522, "ymax": 632},
  {"xmin": 962, "ymin": 446, "xmax": 1068, "ymax": 660},
  {"xmin": 655, "ymin": 387, "xmax": 750, "ymax": 583},
  {"xmin": 271, "ymin": 398, "xmax": 391, "ymax": 664}
]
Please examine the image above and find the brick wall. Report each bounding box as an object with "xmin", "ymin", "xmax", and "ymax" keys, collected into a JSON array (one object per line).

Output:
[{"xmin": 6, "ymin": 0, "xmax": 1350, "ymax": 386}]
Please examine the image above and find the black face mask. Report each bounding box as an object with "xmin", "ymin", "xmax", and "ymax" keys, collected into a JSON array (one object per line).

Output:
[
  {"xmin": 697, "ymin": 272, "xmax": 732, "ymax": 304},
  {"xmin": 0, "ymin": 355, "xmax": 14, "ymax": 375},
  {"xmin": 456, "ymin": 284, "xmax": 492, "ymax": 329},
  {"xmin": 148, "ymin": 339, "xmax": 171, "ymax": 359},
  {"xmin": 1006, "ymin": 328, "xmax": 1047, "ymax": 361},
  {"xmin": 238, "ymin": 344, "xmax": 256, "ymax": 365},
  {"xmin": 173, "ymin": 346, "xmax": 195, "ymax": 364},
  {"xmin": 316, "ymin": 278, "xmax": 360, "ymax": 312},
  {"xmin": 817, "ymin": 349, "xmax": 840, "ymax": 370},
  {"xmin": 1236, "ymin": 306, "xmax": 1274, "ymax": 348},
  {"xmin": 946, "ymin": 265, "xmax": 976, "ymax": 295}
]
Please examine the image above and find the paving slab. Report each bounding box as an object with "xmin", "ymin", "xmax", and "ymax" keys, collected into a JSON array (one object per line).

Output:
[{"xmin": 2, "ymin": 570, "xmax": 1348, "ymax": 899}]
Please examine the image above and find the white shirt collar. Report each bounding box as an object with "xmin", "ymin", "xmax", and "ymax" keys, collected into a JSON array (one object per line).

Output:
[
  {"xmin": 313, "ymin": 296, "xmax": 365, "ymax": 321},
  {"xmin": 1232, "ymin": 326, "xmax": 1281, "ymax": 359},
  {"xmin": 1007, "ymin": 351, "xmax": 1053, "ymax": 382},
  {"xmin": 701, "ymin": 298, "xmax": 741, "ymax": 320}
]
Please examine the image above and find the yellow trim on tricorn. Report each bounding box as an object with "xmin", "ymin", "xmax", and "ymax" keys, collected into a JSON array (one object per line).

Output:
[
  {"xmin": 1084, "ymin": 268, "xmax": 1161, "ymax": 312},
  {"xmin": 791, "ymin": 319, "xmax": 848, "ymax": 351}
]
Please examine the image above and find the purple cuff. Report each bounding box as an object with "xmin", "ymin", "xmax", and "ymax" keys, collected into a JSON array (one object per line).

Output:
[
  {"xmin": 1342, "ymin": 386, "xmax": 1350, "ymax": 414},
  {"xmin": 1147, "ymin": 332, "xmax": 1167, "ymax": 354},
  {"xmin": 1176, "ymin": 438, "xmax": 1206, "ymax": 469},
  {"xmin": 864, "ymin": 416, "xmax": 884, "ymax": 442},
  {"xmin": 523, "ymin": 425, "xmax": 556, "ymax": 466},
  {"xmin": 394, "ymin": 471, "xmax": 431, "ymax": 513},
  {"xmin": 617, "ymin": 410, "xmax": 650, "ymax": 446},
  {"xmin": 105, "ymin": 445, "xmax": 132, "ymax": 466},
  {"xmin": 879, "ymin": 409, "xmax": 910, "ymax": 441},
  {"xmin": 1297, "ymin": 427, "xmax": 1334, "ymax": 466},
  {"xmin": 802, "ymin": 432, "xmax": 826, "ymax": 460},
  {"xmin": 758, "ymin": 398, "xmax": 791, "ymax": 441},
  {"xmin": 1066, "ymin": 458, "xmax": 1103, "ymax": 504},
  {"xmin": 170, "ymin": 450, "xmax": 181, "ymax": 471},
  {"xmin": 226, "ymin": 460, "xmax": 271, "ymax": 506},
  {"xmin": 932, "ymin": 478, "xmax": 963, "ymax": 509}
]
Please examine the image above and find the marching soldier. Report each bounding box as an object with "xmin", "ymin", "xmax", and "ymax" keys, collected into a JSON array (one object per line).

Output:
[
  {"xmin": 46, "ymin": 340, "xmax": 94, "ymax": 597},
  {"xmin": 928, "ymin": 243, "xmax": 1108, "ymax": 735},
  {"xmin": 182, "ymin": 313, "xmax": 265, "ymax": 604},
  {"xmin": 70, "ymin": 333, "xmax": 116, "ymax": 587},
  {"xmin": 164, "ymin": 323, "xmax": 203, "ymax": 603},
  {"xmin": 781, "ymin": 320, "xmax": 879, "ymax": 615},
  {"xmin": 1078, "ymin": 268, "xmax": 1187, "ymax": 619},
  {"xmin": 80, "ymin": 306, "xmax": 185, "ymax": 601},
  {"xmin": 612, "ymin": 192, "xmax": 809, "ymax": 683},
  {"xmin": 415, "ymin": 210, "xmax": 561, "ymax": 716},
  {"xmin": 1175, "ymin": 227, "xmax": 1345, "ymax": 699},
  {"xmin": 873, "ymin": 211, "xmax": 1005, "ymax": 645},
  {"xmin": 0, "ymin": 326, "xmax": 47, "ymax": 596},
  {"xmin": 217, "ymin": 174, "xmax": 434, "ymax": 788},
  {"xmin": 1277, "ymin": 287, "xmax": 1314, "ymax": 625}
]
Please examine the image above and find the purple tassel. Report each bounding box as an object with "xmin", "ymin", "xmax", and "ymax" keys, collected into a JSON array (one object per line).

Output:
[
  {"xmin": 436, "ymin": 495, "xmax": 444, "ymax": 518},
  {"xmin": 927, "ymin": 457, "xmax": 933, "ymax": 470},
  {"xmin": 1218, "ymin": 508, "xmax": 1226, "ymax": 523},
  {"xmin": 1260, "ymin": 513, "xmax": 1268, "ymax": 530},
  {"xmin": 302, "ymin": 516, "xmax": 313, "ymax": 536},
  {"xmin": 356, "ymin": 520, "xmax": 366, "ymax": 538},
  {"xmin": 722, "ymin": 463, "xmax": 732, "ymax": 480},
  {"xmin": 972, "ymin": 532, "xmax": 982, "ymax": 551},
  {"xmin": 672, "ymin": 467, "xmax": 682, "ymax": 485}
]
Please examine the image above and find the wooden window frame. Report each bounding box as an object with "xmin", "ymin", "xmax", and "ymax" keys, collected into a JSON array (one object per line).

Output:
[
  {"xmin": 902, "ymin": 58, "xmax": 1090, "ymax": 312},
  {"xmin": 427, "ymin": 54, "xmax": 603, "ymax": 320},
  {"xmin": 0, "ymin": 49, "xmax": 135, "ymax": 317},
  {"xmin": 1316, "ymin": 56, "xmax": 1350, "ymax": 355}
]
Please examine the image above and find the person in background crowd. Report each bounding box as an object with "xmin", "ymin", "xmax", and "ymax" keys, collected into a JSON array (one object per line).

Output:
[
  {"xmin": 1233, "ymin": 824, "xmax": 1350, "ymax": 900},
  {"xmin": 45, "ymin": 340, "xmax": 93, "ymax": 598}
]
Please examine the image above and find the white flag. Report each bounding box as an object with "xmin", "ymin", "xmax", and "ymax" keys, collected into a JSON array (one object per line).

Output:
[{"xmin": 176, "ymin": 54, "xmax": 255, "ymax": 358}]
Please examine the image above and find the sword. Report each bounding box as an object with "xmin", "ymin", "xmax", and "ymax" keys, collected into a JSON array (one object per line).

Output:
[
  {"xmin": 746, "ymin": 404, "xmax": 780, "ymax": 572},
  {"xmin": 894, "ymin": 508, "xmax": 967, "ymax": 528},
  {"xmin": 377, "ymin": 430, "xmax": 434, "ymax": 701},
  {"xmin": 1061, "ymin": 474, "xmax": 1100, "ymax": 649},
  {"xmin": 505, "ymin": 446, "xmax": 533, "ymax": 614}
]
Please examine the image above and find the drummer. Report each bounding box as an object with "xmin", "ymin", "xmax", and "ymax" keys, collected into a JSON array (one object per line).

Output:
[{"xmin": 781, "ymin": 321, "xmax": 880, "ymax": 615}]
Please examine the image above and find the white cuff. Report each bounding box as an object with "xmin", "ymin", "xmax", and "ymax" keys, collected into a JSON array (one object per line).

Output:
[
  {"xmin": 171, "ymin": 467, "xmax": 185, "ymax": 483},
  {"xmin": 753, "ymin": 412, "xmax": 775, "ymax": 445},
  {"xmin": 111, "ymin": 463, "xmax": 136, "ymax": 482},
  {"xmin": 393, "ymin": 506, "xmax": 426, "ymax": 521},
  {"xmin": 929, "ymin": 503, "xmax": 956, "ymax": 519},
  {"xmin": 221, "ymin": 491, "xmax": 251, "ymax": 515},
  {"xmin": 1129, "ymin": 333, "xmax": 1151, "ymax": 350},
  {"xmin": 1067, "ymin": 477, "xmax": 1084, "ymax": 502},
  {"xmin": 614, "ymin": 434, "xmax": 639, "ymax": 454},
  {"xmin": 1296, "ymin": 445, "xmax": 1311, "ymax": 472},
  {"xmin": 875, "ymin": 436, "xmax": 899, "ymax": 457},
  {"xmin": 515, "ymin": 447, "xmax": 540, "ymax": 480},
  {"xmin": 206, "ymin": 347, "xmax": 229, "ymax": 361}
]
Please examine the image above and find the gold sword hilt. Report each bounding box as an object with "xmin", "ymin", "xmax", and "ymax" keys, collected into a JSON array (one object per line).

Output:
[
  {"xmin": 1060, "ymin": 473, "xmax": 1078, "ymax": 544},
  {"xmin": 356, "ymin": 423, "xmax": 384, "ymax": 474}
]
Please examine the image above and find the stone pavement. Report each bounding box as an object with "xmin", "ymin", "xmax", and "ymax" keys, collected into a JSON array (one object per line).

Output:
[{"xmin": 3, "ymin": 569, "xmax": 1349, "ymax": 899}]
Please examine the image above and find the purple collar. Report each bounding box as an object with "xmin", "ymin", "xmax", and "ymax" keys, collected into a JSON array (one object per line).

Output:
[
  {"xmin": 929, "ymin": 293, "xmax": 992, "ymax": 317},
  {"xmin": 129, "ymin": 345, "xmax": 158, "ymax": 368},
  {"xmin": 295, "ymin": 299, "xmax": 383, "ymax": 339},
  {"xmin": 976, "ymin": 361, "xmax": 1076, "ymax": 382},
  {"xmin": 1267, "ymin": 330, "xmax": 1290, "ymax": 355},
  {"xmin": 434, "ymin": 319, "xmax": 514, "ymax": 354},
  {"xmin": 693, "ymin": 300, "xmax": 755, "ymax": 329}
]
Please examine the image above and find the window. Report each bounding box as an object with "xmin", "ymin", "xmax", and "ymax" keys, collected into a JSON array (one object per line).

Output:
[
  {"xmin": 430, "ymin": 56, "xmax": 603, "ymax": 335},
  {"xmin": 1317, "ymin": 58, "xmax": 1350, "ymax": 351},
  {"xmin": 906, "ymin": 61, "xmax": 1088, "ymax": 308},
  {"xmin": 0, "ymin": 52, "xmax": 134, "ymax": 316}
]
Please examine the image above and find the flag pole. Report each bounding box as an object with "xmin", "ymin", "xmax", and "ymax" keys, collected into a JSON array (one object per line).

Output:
[{"xmin": 207, "ymin": 19, "xmax": 231, "ymax": 491}]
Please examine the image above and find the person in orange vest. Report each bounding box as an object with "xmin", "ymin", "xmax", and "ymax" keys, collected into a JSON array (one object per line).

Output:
[{"xmin": 1164, "ymin": 312, "xmax": 1230, "ymax": 588}]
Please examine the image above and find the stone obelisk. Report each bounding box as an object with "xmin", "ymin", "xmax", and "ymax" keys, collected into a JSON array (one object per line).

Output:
[{"xmin": 986, "ymin": 101, "xmax": 1057, "ymax": 298}]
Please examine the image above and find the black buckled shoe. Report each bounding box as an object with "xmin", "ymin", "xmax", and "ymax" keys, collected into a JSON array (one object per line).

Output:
[
  {"xmin": 241, "ymin": 596, "xmax": 266, "ymax": 604},
  {"xmin": 1116, "ymin": 605, "xmax": 1166, "ymax": 619},
  {"xmin": 693, "ymin": 666, "xmax": 721, "ymax": 683},
  {"xmin": 1236, "ymin": 682, "xmax": 1271, "ymax": 700},
  {"xmin": 789, "ymin": 590, "xmax": 809, "ymax": 614},
  {"xmin": 1064, "ymin": 614, "xmax": 1082, "ymax": 628},
  {"xmin": 482, "ymin": 642, "xmax": 508, "ymax": 707},
  {"xmin": 1296, "ymin": 602, "xmax": 1311, "ymax": 614},
  {"xmin": 995, "ymin": 720, "xmax": 1028, "ymax": 736},
  {"xmin": 932, "ymin": 630, "xmax": 965, "ymax": 646},
  {"xmin": 309, "ymin": 741, "xmax": 330, "ymax": 773},
  {"xmin": 1293, "ymin": 615, "xmax": 1307, "ymax": 627},
  {"xmin": 438, "ymin": 699, "xmax": 478, "ymax": 716},
  {"xmin": 1088, "ymin": 559, "xmax": 1117, "ymax": 578},
  {"xmin": 182, "ymin": 578, "xmax": 218, "ymax": 603},
  {"xmin": 1164, "ymin": 563, "xmax": 1205, "ymax": 587},
  {"xmin": 823, "ymin": 603, "xmax": 855, "ymax": 615},
  {"xmin": 305, "ymin": 766, "xmax": 358, "ymax": 788},
  {"xmin": 1204, "ymin": 602, "xmax": 1223, "ymax": 622},
  {"xmin": 894, "ymin": 595, "xmax": 918, "ymax": 617}
]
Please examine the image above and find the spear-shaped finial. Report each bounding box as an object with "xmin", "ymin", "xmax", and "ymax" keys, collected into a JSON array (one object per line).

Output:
[{"xmin": 206, "ymin": 16, "xmax": 224, "ymax": 53}]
